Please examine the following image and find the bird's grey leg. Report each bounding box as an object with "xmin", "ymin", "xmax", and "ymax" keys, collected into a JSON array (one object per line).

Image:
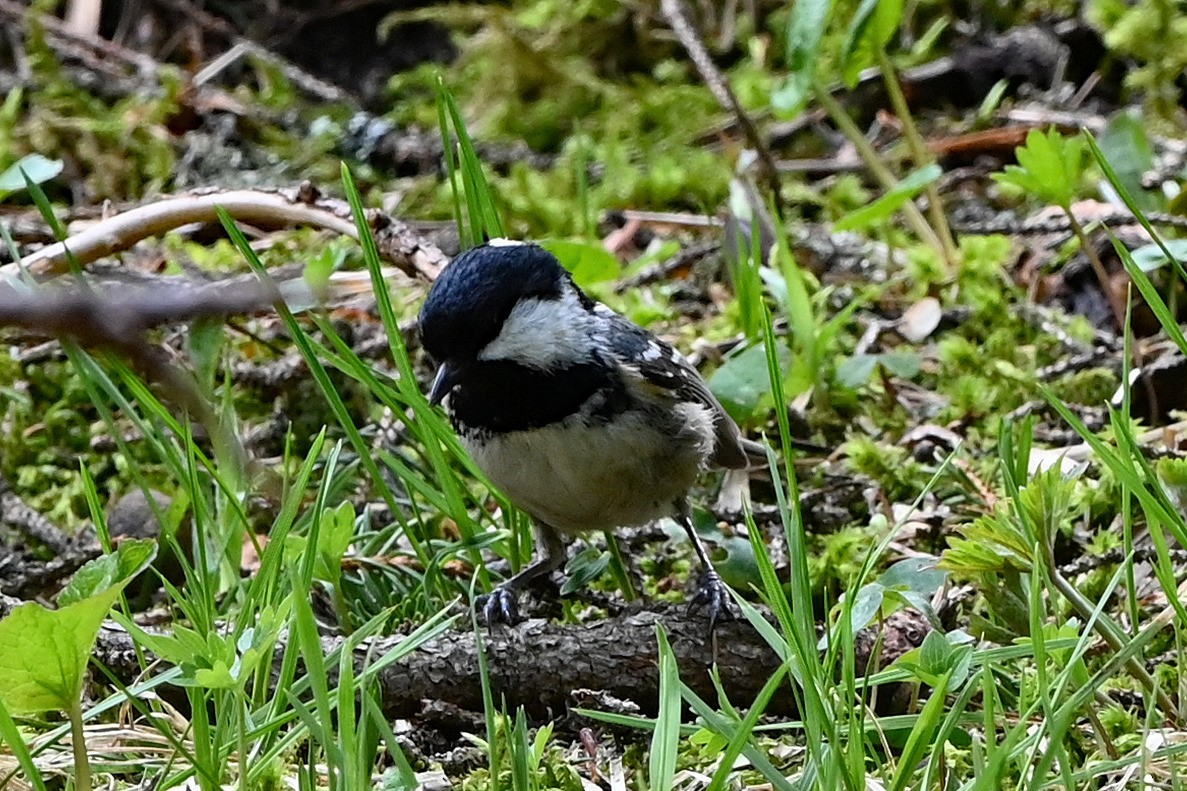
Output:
[
  {"xmin": 481, "ymin": 522, "xmax": 566, "ymax": 625},
  {"xmin": 675, "ymin": 499, "xmax": 734, "ymax": 631}
]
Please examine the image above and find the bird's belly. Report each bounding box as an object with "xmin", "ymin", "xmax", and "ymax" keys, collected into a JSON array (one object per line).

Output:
[{"xmin": 462, "ymin": 412, "xmax": 708, "ymax": 533}]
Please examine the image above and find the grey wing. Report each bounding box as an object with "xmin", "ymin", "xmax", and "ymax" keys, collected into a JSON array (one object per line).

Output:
[
  {"xmin": 668, "ymin": 358, "xmax": 749, "ymax": 469},
  {"xmin": 598, "ymin": 309, "xmax": 749, "ymax": 470}
]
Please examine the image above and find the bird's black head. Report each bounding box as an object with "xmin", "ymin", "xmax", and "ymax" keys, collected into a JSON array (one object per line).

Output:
[
  {"xmin": 419, "ymin": 241, "xmax": 571, "ymax": 365},
  {"xmin": 418, "ymin": 240, "xmax": 613, "ymax": 425}
]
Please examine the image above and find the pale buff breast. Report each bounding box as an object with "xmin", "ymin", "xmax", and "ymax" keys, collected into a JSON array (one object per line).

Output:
[{"xmin": 462, "ymin": 403, "xmax": 716, "ymax": 534}]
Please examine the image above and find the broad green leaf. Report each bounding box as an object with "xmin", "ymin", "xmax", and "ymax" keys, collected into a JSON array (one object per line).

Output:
[
  {"xmin": 918, "ymin": 629, "xmax": 954, "ymax": 675},
  {"xmin": 1130, "ymin": 239, "xmax": 1187, "ymax": 273},
  {"xmin": 993, "ymin": 128, "xmax": 1084, "ymax": 209},
  {"xmin": 879, "ymin": 348, "xmax": 922, "ymax": 378},
  {"xmin": 1097, "ymin": 111, "xmax": 1159, "ymax": 212},
  {"xmin": 539, "ymin": 239, "xmax": 621, "ymax": 287},
  {"xmin": 58, "ymin": 538, "xmax": 156, "ymax": 607},
  {"xmin": 841, "ymin": 0, "xmax": 905, "ymax": 84},
  {"xmin": 837, "ymin": 354, "xmax": 879, "ymax": 387},
  {"xmin": 878, "ymin": 556, "xmax": 946, "ymax": 595},
  {"xmin": 711, "ymin": 535, "xmax": 761, "ymax": 591},
  {"xmin": 0, "ymin": 540, "xmax": 154, "ymax": 713},
  {"xmin": 774, "ymin": 0, "xmax": 833, "ymax": 117},
  {"xmin": 823, "ymin": 581, "xmax": 884, "ymax": 648},
  {"xmin": 0, "ymin": 154, "xmax": 63, "ymax": 197},
  {"xmin": 193, "ymin": 660, "xmax": 236, "ymax": 689},
  {"xmin": 707, "ymin": 342, "xmax": 792, "ymax": 419},
  {"xmin": 561, "ymin": 546, "xmax": 611, "ymax": 595}
]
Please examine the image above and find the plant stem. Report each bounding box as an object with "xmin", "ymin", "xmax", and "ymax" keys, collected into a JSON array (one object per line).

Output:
[
  {"xmin": 1064, "ymin": 212, "xmax": 1158, "ymax": 415},
  {"xmin": 875, "ymin": 49, "xmax": 959, "ymax": 268},
  {"xmin": 239, "ymin": 691, "xmax": 248, "ymax": 791},
  {"xmin": 69, "ymin": 699, "xmax": 91, "ymax": 791},
  {"xmin": 811, "ymin": 78, "xmax": 948, "ymax": 264},
  {"xmin": 1048, "ymin": 561, "xmax": 1178, "ymax": 718}
]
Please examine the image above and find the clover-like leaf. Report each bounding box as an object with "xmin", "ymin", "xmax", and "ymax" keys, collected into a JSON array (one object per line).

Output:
[{"xmin": 993, "ymin": 127, "xmax": 1085, "ymax": 209}]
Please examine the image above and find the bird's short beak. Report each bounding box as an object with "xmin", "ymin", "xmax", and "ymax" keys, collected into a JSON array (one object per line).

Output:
[{"xmin": 428, "ymin": 362, "xmax": 460, "ymax": 406}]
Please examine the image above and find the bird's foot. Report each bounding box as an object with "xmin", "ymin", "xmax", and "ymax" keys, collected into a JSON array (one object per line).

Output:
[
  {"xmin": 477, "ymin": 584, "xmax": 522, "ymax": 626},
  {"xmin": 690, "ymin": 568, "xmax": 736, "ymax": 632}
]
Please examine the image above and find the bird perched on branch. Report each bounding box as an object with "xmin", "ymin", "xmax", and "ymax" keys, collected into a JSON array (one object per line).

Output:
[{"xmin": 418, "ymin": 240, "xmax": 754, "ymax": 626}]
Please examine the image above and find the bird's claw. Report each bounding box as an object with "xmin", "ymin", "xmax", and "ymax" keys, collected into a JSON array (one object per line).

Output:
[
  {"xmin": 478, "ymin": 585, "xmax": 522, "ymax": 626},
  {"xmin": 690, "ymin": 569, "xmax": 735, "ymax": 632}
]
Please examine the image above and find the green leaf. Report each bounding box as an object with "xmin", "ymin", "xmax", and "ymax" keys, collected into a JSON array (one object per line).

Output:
[
  {"xmin": 193, "ymin": 660, "xmax": 236, "ymax": 689},
  {"xmin": 0, "ymin": 540, "xmax": 154, "ymax": 713},
  {"xmin": 837, "ymin": 354, "xmax": 878, "ymax": 387},
  {"xmin": 561, "ymin": 546, "xmax": 611, "ymax": 595},
  {"xmin": 711, "ymin": 535, "xmax": 761, "ymax": 591},
  {"xmin": 774, "ymin": 0, "xmax": 833, "ymax": 117},
  {"xmin": 707, "ymin": 342, "xmax": 792, "ymax": 419},
  {"xmin": 841, "ymin": 0, "xmax": 905, "ymax": 84},
  {"xmin": 1130, "ymin": 239, "xmax": 1187, "ymax": 273},
  {"xmin": 539, "ymin": 239, "xmax": 621, "ymax": 287},
  {"xmin": 834, "ymin": 163, "xmax": 941, "ymax": 231},
  {"xmin": 834, "ymin": 582, "xmax": 884, "ymax": 643},
  {"xmin": 0, "ymin": 154, "xmax": 63, "ymax": 198},
  {"xmin": 918, "ymin": 629, "xmax": 953, "ymax": 675},
  {"xmin": 879, "ymin": 556, "xmax": 946, "ymax": 595},
  {"xmin": 649, "ymin": 625, "xmax": 682, "ymax": 791},
  {"xmin": 1097, "ymin": 111, "xmax": 1159, "ymax": 213},
  {"xmin": 992, "ymin": 127, "xmax": 1084, "ymax": 209},
  {"xmin": 187, "ymin": 317, "xmax": 226, "ymax": 393},
  {"xmin": 58, "ymin": 538, "xmax": 156, "ymax": 607},
  {"xmin": 878, "ymin": 348, "xmax": 922, "ymax": 378},
  {"xmin": 315, "ymin": 500, "xmax": 355, "ymax": 584},
  {"xmin": 303, "ymin": 246, "xmax": 344, "ymax": 298}
]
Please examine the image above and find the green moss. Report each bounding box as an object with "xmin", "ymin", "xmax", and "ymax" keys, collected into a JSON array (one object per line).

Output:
[
  {"xmin": 807, "ymin": 525, "xmax": 876, "ymax": 602},
  {"xmin": 1046, "ymin": 368, "xmax": 1118, "ymax": 406},
  {"xmin": 841, "ymin": 436, "xmax": 928, "ymax": 503}
]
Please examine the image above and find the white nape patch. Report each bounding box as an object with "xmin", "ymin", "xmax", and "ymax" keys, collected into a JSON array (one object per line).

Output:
[
  {"xmin": 487, "ymin": 238, "xmax": 527, "ymax": 247},
  {"xmin": 478, "ymin": 287, "xmax": 594, "ymax": 369}
]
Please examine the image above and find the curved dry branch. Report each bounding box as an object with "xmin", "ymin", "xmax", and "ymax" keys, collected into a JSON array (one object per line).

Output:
[{"xmin": 7, "ymin": 185, "xmax": 447, "ymax": 282}]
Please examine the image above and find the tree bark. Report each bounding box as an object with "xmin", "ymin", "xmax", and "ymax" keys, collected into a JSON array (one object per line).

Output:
[{"xmin": 90, "ymin": 603, "xmax": 930, "ymax": 721}]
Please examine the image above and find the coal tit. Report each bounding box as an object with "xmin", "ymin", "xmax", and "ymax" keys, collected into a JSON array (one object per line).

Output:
[{"xmin": 418, "ymin": 240, "xmax": 750, "ymax": 626}]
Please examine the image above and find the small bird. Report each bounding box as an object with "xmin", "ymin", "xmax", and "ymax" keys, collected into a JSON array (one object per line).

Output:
[{"xmin": 418, "ymin": 240, "xmax": 751, "ymax": 626}]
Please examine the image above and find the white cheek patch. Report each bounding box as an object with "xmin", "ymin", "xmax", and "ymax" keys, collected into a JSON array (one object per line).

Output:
[{"xmin": 478, "ymin": 289, "xmax": 594, "ymax": 369}]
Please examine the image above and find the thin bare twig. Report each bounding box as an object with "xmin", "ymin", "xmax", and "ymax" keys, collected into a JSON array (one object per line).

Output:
[{"xmin": 659, "ymin": 0, "xmax": 785, "ymax": 219}]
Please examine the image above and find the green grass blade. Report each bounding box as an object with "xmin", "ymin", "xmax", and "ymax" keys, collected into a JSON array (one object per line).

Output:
[{"xmin": 649, "ymin": 624, "xmax": 682, "ymax": 791}]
